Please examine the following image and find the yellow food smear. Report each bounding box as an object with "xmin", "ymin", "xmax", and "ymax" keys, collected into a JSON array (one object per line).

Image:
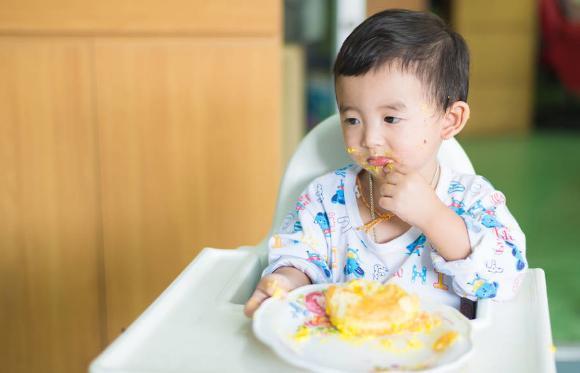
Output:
[
  {"xmin": 406, "ymin": 312, "xmax": 441, "ymax": 334},
  {"xmin": 377, "ymin": 337, "xmax": 423, "ymax": 354},
  {"xmin": 346, "ymin": 147, "xmax": 358, "ymax": 154},
  {"xmin": 368, "ymin": 165, "xmax": 382, "ymax": 175},
  {"xmin": 407, "ymin": 337, "xmax": 423, "ymax": 350},
  {"xmin": 433, "ymin": 331, "xmax": 459, "ymax": 352},
  {"xmin": 379, "ymin": 338, "xmax": 393, "ymax": 350},
  {"xmin": 268, "ymin": 278, "xmax": 286, "ymax": 299},
  {"xmin": 271, "ymin": 286, "xmax": 285, "ymax": 299}
]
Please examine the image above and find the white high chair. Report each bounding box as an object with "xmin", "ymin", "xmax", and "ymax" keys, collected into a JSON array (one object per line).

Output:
[{"xmin": 90, "ymin": 115, "xmax": 555, "ymax": 373}]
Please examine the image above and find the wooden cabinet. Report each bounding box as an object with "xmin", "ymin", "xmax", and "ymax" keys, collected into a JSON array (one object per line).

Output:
[
  {"xmin": 0, "ymin": 37, "xmax": 104, "ymax": 373},
  {"xmin": 366, "ymin": 0, "xmax": 536, "ymax": 136},
  {"xmin": 95, "ymin": 37, "xmax": 281, "ymax": 340},
  {"xmin": 0, "ymin": 2, "xmax": 281, "ymax": 372},
  {"xmin": 454, "ymin": 0, "xmax": 536, "ymax": 136}
]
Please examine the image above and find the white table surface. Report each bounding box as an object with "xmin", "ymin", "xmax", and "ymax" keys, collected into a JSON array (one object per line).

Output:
[{"xmin": 90, "ymin": 248, "xmax": 556, "ymax": 373}]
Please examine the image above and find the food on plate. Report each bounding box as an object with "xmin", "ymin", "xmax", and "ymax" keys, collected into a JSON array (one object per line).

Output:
[
  {"xmin": 433, "ymin": 331, "xmax": 459, "ymax": 352},
  {"xmin": 325, "ymin": 279, "xmax": 440, "ymax": 336}
]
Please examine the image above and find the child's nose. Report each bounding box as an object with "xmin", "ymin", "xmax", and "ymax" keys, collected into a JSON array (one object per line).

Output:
[{"xmin": 362, "ymin": 123, "xmax": 385, "ymax": 148}]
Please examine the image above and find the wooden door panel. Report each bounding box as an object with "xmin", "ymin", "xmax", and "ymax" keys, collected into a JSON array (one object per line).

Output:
[
  {"xmin": 94, "ymin": 37, "xmax": 281, "ymax": 340},
  {"xmin": 0, "ymin": 37, "xmax": 103, "ymax": 373}
]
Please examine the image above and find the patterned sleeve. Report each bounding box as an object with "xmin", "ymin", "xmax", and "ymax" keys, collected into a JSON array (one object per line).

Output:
[
  {"xmin": 431, "ymin": 176, "xmax": 527, "ymax": 301},
  {"xmin": 261, "ymin": 181, "xmax": 334, "ymax": 284}
]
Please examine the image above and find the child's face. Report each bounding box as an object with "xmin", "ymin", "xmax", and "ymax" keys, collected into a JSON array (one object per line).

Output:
[{"xmin": 336, "ymin": 64, "xmax": 447, "ymax": 178}]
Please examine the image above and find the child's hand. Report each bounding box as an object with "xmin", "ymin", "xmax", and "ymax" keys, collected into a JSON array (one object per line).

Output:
[
  {"xmin": 377, "ymin": 167, "xmax": 444, "ymax": 229},
  {"xmin": 244, "ymin": 267, "xmax": 311, "ymax": 318}
]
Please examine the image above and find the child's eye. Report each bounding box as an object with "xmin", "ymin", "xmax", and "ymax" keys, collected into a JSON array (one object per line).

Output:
[
  {"xmin": 344, "ymin": 118, "xmax": 360, "ymax": 126},
  {"xmin": 384, "ymin": 116, "xmax": 401, "ymax": 124}
]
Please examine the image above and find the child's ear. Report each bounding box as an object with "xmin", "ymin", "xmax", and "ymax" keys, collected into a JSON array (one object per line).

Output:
[{"xmin": 440, "ymin": 101, "xmax": 470, "ymax": 139}]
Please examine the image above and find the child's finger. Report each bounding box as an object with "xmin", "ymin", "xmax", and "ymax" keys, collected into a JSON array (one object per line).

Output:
[
  {"xmin": 264, "ymin": 277, "xmax": 289, "ymax": 298},
  {"xmin": 380, "ymin": 183, "xmax": 396, "ymax": 197},
  {"xmin": 384, "ymin": 171, "xmax": 403, "ymax": 185},
  {"xmin": 389, "ymin": 162, "xmax": 408, "ymax": 175},
  {"xmin": 244, "ymin": 289, "xmax": 270, "ymax": 317},
  {"xmin": 379, "ymin": 195, "xmax": 395, "ymax": 212},
  {"xmin": 382, "ymin": 160, "xmax": 396, "ymax": 174}
]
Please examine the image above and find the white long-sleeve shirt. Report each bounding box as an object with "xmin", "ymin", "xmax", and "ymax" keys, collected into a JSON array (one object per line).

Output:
[{"xmin": 263, "ymin": 163, "xmax": 527, "ymax": 309}]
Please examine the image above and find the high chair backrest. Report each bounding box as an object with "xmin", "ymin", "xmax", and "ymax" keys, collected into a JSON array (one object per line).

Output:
[{"xmin": 269, "ymin": 114, "xmax": 475, "ymax": 235}]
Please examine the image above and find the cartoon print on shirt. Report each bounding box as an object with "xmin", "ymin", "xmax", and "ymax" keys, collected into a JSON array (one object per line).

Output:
[
  {"xmin": 504, "ymin": 240, "xmax": 526, "ymax": 271},
  {"xmin": 466, "ymin": 199, "xmax": 484, "ymax": 216},
  {"xmin": 315, "ymin": 183, "xmax": 324, "ymax": 204},
  {"xmin": 344, "ymin": 247, "xmax": 365, "ymax": 278},
  {"xmin": 331, "ymin": 179, "xmax": 346, "ymax": 205},
  {"xmin": 433, "ymin": 270, "xmax": 449, "ymax": 290},
  {"xmin": 280, "ymin": 212, "xmax": 298, "ymax": 233},
  {"xmin": 490, "ymin": 191, "xmax": 506, "ymax": 206},
  {"xmin": 334, "ymin": 166, "xmax": 349, "ymax": 177},
  {"xmin": 271, "ymin": 235, "xmax": 300, "ymax": 249},
  {"xmin": 331, "ymin": 247, "xmax": 338, "ymax": 270},
  {"xmin": 306, "ymin": 250, "xmax": 332, "ymax": 278},
  {"xmin": 393, "ymin": 267, "xmax": 404, "ymax": 278},
  {"xmin": 406, "ymin": 234, "xmax": 427, "ymax": 256},
  {"xmin": 494, "ymin": 241, "xmax": 506, "ymax": 255},
  {"xmin": 337, "ymin": 216, "xmax": 352, "ymax": 233},
  {"xmin": 314, "ymin": 212, "xmax": 331, "ymax": 237},
  {"xmin": 327, "ymin": 211, "xmax": 337, "ymax": 229},
  {"xmin": 373, "ymin": 264, "xmax": 389, "ymax": 281},
  {"xmin": 465, "ymin": 198, "xmax": 525, "ymax": 271},
  {"xmin": 293, "ymin": 221, "xmax": 303, "ymax": 233},
  {"xmin": 474, "ymin": 204, "xmax": 504, "ymax": 229},
  {"xmin": 486, "ymin": 259, "xmax": 504, "ymax": 273},
  {"xmin": 412, "ymin": 264, "xmax": 427, "ymax": 284},
  {"xmin": 470, "ymin": 181, "xmax": 483, "ymax": 196},
  {"xmin": 449, "ymin": 197, "xmax": 466, "ymax": 216},
  {"xmin": 271, "ymin": 235, "xmax": 284, "ymax": 249},
  {"xmin": 493, "ymin": 226, "xmax": 513, "ymax": 243},
  {"xmin": 467, "ymin": 274, "xmax": 499, "ymax": 299},
  {"xmin": 296, "ymin": 193, "xmax": 311, "ymax": 211},
  {"xmin": 448, "ymin": 181, "xmax": 466, "ymax": 194}
]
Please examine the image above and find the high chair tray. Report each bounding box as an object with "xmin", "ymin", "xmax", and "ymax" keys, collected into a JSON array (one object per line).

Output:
[{"xmin": 90, "ymin": 248, "xmax": 555, "ymax": 373}]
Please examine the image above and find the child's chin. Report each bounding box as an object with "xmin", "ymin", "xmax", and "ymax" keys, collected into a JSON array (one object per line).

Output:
[{"xmin": 363, "ymin": 165, "xmax": 388, "ymax": 179}]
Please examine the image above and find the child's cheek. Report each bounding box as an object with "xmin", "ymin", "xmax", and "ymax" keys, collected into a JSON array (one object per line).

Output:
[
  {"xmin": 345, "ymin": 146, "xmax": 373, "ymax": 172},
  {"xmin": 345, "ymin": 146, "xmax": 363, "ymax": 162}
]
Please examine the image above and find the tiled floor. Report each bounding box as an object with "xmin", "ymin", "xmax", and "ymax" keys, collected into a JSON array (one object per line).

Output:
[{"xmin": 460, "ymin": 132, "xmax": 580, "ymax": 344}]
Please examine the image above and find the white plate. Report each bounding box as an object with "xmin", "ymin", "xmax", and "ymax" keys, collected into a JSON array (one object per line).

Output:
[{"xmin": 253, "ymin": 284, "xmax": 474, "ymax": 373}]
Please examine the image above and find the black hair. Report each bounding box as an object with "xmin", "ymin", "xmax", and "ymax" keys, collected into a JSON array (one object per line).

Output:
[{"xmin": 333, "ymin": 9, "xmax": 469, "ymax": 112}]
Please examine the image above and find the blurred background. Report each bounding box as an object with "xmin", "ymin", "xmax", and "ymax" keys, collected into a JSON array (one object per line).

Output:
[{"xmin": 1, "ymin": 0, "xmax": 579, "ymax": 372}]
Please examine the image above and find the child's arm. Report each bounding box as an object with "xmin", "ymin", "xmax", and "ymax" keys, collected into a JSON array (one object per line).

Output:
[
  {"xmin": 429, "ymin": 179, "xmax": 527, "ymax": 302},
  {"xmin": 245, "ymin": 177, "xmax": 335, "ymax": 317},
  {"xmin": 243, "ymin": 266, "xmax": 311, "ymax": 318},
  {"xmin": 419, "ymin": 202, "xmax": 472, "ymax": 261},
  {"xmin": 378, "ymin": 168, "xmax": 527, "ymax": 301}
]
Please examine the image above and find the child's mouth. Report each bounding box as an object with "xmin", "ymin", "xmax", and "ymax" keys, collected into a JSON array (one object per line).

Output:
[{"xmin": 367, "ymin": 156, "xmax": 393, "ymax": 167}]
